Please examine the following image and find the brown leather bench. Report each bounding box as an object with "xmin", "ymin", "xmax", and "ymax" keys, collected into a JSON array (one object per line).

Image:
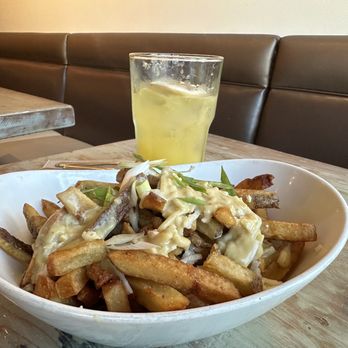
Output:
[{"xmin": 0, "ymin": 33, "xmax": 347, "ymax": 168}]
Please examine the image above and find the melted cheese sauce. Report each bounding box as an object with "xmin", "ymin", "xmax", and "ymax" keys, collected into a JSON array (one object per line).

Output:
[{"xmin": 142, "ymin": 170, "xmax": 264, "ymax": 265}]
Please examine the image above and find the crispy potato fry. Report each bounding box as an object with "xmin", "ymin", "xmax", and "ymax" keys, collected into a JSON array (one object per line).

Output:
[
  {"xmin": 236, "ymin": 189, "xmax": 280, "ymax": 209},
  {"xmin": 57, "ymin": 187, "xmax": 102, "ymax": 224},
  {"xmin": 41, "ymin": 199, "xmax": 60, "ymax": 218},
  {"xmin": 82, "ymin": 191, "xmax": 130, "ymax": 240},
  {"xmin": 0, "ymin": 227, "xmax": 32, "ymax": 263},
  {"xmin": 262, "ymin": 242, "xmax": 304, "ymax": 280},
  {"xmin": 236, "ymin": 174, "xmax": 274, "ymax": 190},
  {"xmin": 23, "ymin": 203, "xmax": 47, "ymax": 239},
  {"xmin": 186, "ymin": 294, "xmax": 210, "ymax": 308},
  {"xmin": 55, "ymin": 267, "xmax": 89, "ymax": 299},
  {"xmin": 77, "ymin": 285, "xmax": 101, "ymax": 308},
  {"xmin": 128, "ymin": 277, "xmax": 189, "ymax": 312},
  {"xmin": 213, "ymin": 207, "xmax": 236, "ymax": 229},
  {"xmin": 254, "ymin": 208, "xmax": 268, "ymax": 219},
  {"xmin": 87, "ymin": 261, "xmax": 116, "ymax": 289},
  {"xmin": 262, "ymin": 277, "xmax": 282, "ymax": 290},
  {"xmin": 21, "ymin": 209, "xmax": 86, "ymax": 287},
  {"xmin": 261, "ymin": 220, "xmax": 317, "ymax": 242},
  {"xmin": 102, "ymin": 279, "xmax": 131, "ymax": 312},
  {"xmin": 47, "ymin": 240, "xmax": 106, "ymax": 277},
  {"xmin": 108, "ymin": 250, "xmax": 240, "ymax": 303},
  {"xmin": 203, "ymin": 251, "xmax": 261, "ymax": 296},
  {"xmin": 34, "ymin": 275, "xmax": 58, "ymax": 299},
  {"xmin": 140, "ymin": 192, "xmax": 166, "ymax": 212}
]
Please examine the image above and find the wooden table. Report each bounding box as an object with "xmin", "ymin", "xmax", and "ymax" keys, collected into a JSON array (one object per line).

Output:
[
  {"xmin": 0, "ymin": 134, "xmax": 347, "ymax": 348},
  {"xmin": 0, "ymin": 87, "xmax": 75, "ymax": 139}
]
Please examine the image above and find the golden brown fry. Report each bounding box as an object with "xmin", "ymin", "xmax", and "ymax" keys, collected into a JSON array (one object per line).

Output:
[
  {"xmin": 102, "ymin": 279, "xmax": 131, "ymax": 312},
  {"xmin": 34, "ymin": 275, "xmax": 58, "ymax": 299},
  {"xmin": 41, "ymin": 199, "xmax": 60, "ymax": 218},
  {"xmin": 213, "ymin": 207, "xmax": 236, "ymax": 229},
  {"xmin": 203, "ymin": 251, "xmax": 261, "ymax": 296},
  {"xmin": 128, "ymin": 277, "xmax": 189, "ymax": 312},
  {"xmin": 82, "ymin": 190, "xmax": 130, "ymax": 240},
  {"xmin": 262, "ymin": 277, "xmax": 282, "ymax": 290},
  {"xmin": 254, "ymin": 208, "xmax": 268, "ymax": 219},
  {"xmin": 236, "ymin": 189, "xmax": 279, "ymax": 209},
  {"xmin": 262, "ymin": 242, "xmax": 304, "ymax": 280},
  {"xmin": 55, "ymin": 267, "xmax": 89, "ymax": 299},
  {"xmin": 108, "ymin": 250, "xmax": 240, "ymax": 304},
  {"xmin": 0, "ymin": 227, "xmax": 32, "ymax": 263},
  {"xmin": 186, "ymin": 294, "xmax": 210, "ymax": 308},
  {"xmin": 23, "ymin": 203, "xmax": 47, "ymax": 239},
  {"xmin": 140, "ymin": 192, "xmax": 166, "ymax": 213},
  {"xmin": 77, "ymin": 285, "xmax": 101, "ymax": 308},
  {"xmin": 261, "ymin": 220, "xmax": 317, "ymax": 242},
  {"xmin": 57, "ymin": 186, "xmax": 102, "ymax": 224},
  {"xmin": 236, "ymin": 174, "xmax": 274, "ymax": 190},
  {"xmin": 87, "ymin": 262, "xmax": 116, "ymax": 289},
  {"xmin": 47, "ymin": 240, "xmax": 106, "ymax": 277}
]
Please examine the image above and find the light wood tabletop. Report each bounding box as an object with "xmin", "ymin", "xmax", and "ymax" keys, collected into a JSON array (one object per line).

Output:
[
  {"xmin": 0, "ymin": 87, "xmax": 75, "ymax": 140},
  {"xmin": 0, "ymin": 134, "xmax": 347, "ymax": 348}
]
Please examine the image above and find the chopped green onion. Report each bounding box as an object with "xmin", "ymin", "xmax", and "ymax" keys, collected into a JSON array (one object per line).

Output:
[
  {"xmin": 133, "ymin": 153, "xmax": 146, "ymax": 162},
  {"xmin": 179, "ymin": 197, "xmax": 205, "ymax": 205},
  {"xmin": 221, "ymin": 166, "xmax": 232, "ymax": 185},
  {"xmin": 172, "ymin": 174, "xmax": 187, "ymax": 187},
  {"xmin": 176, "ymin": 173, "xmax": 207, "ymax": 193},
  {"xmin": 136, "ymin": 179, "xmax": 152, "ymax": 199},
  {"xmin": 82, "ymin": 186, "xmax": 116, "ymax": 207},
  {"xmin": 219, "ymin": 166, "xmax": 236, "ymax": 196}
]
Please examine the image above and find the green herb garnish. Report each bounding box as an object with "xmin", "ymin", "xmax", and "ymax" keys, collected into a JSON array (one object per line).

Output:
[
  {"xmin": 179, "ymin": 197, "xmax": 205, "ymax": 205},
  {"xmin": 176, "ymin": 173, "xmax": 207, "ymax": 193},
  {"xmin": 133, "ymin": 153, "xmax": 146, "ymax": 162},
  {"xmin": 219, "ymin": 166, "xmax": 236, "ymax": 196},
  {"xmin": 82, "ymin": 186, "xmax": 117, "ymax": 207}
]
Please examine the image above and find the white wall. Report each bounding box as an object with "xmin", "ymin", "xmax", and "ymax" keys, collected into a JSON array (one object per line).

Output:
[{"xmin": 0, "ymin": 0, "xmax": 348, "ymax": 36}]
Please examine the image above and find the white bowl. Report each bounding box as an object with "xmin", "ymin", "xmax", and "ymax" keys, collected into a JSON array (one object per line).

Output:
[{"xmin": 0, "ymin": 159, "xmax": 347, "ymax": 347}]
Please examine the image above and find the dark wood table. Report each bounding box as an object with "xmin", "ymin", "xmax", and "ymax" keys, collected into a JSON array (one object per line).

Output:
[{"xmin": 0, "ymin": 87, "xmax": 74, "ymax": 139}]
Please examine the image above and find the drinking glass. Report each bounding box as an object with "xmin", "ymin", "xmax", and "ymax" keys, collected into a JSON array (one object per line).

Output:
[{"xmin": 129, "ymin": 53, "xmax": 223, "ymax": 165}]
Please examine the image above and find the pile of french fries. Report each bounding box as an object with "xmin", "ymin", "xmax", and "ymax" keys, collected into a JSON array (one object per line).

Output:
[{"xmin": 0, "ymin": 162, "xmax": 317, "ymax": 312}]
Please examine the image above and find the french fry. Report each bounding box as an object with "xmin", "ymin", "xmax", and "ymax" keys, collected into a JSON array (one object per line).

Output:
[
  {"xmin": 128, "ymin": 277, "xmax": 189, "ymax": 312},
  {"xmin": 186, "ymin": 294, "xmax": 210, "ymax": 308},
  {"xmin": 23, "ymin": 203, "xmax": 47, "ymax": 239},
  {"xmin": 140, "ymin": 192, "xmax": 166, "ymax": 212},
  {"xmin": 203, "ymin": 251, "xmax": 261, "ymax": 296},
  {"xmin": 102, "ymin": 279, "xmax": 131, "ymax": 312},
  {"xmin": 34, "ymin": 275, "xmax": 58, "ymax": 299},
  {"xmin": 236, "ymin": 174, "xmax": 274, "ymax": 190},
  {"xmin": 57, "ymin": 186, "xmax": 102, "ymax": 224},
  {"xmin": 77, "ymin": 285, "xmax": 101, "ymax": 308},
  {"xmin": 47, "ymin": 240, "xmax": 106, "ymax": 276},
  {"xmin": 235, "ymin": 189, "xmax": 279, "ymax": 209},
  {"xmin": 82, "ymin": 191, "xmax": 130, "ymax": 240},
  {"xmin": 262, "ymin": 277, "xmax": 282, "ymax": 290},
  {"xmin": 262, "ymin": 242, "xmax": 304, "ymax": 280},
  {"xmin": 55, "ymin": 267, "xmax": 89, "ymax": 299},
  {"xmin": 213, "ymin": 207, "xmax": 236, "ymax": 229},
  {"xmin": 108, "ymin": 250, "xmax": 240, "ymax": 304},
  {"xmin": 87, "ymin": 261, "xmax": 116, "ymax": 289},
  {"xmin": 254, "ymin": 208, "xmax": 268, "ymax": 219},
  {"xmin": 41, "ymin": 199, "xmax": 60, "ymax": 218},
  {"xmin": 261, "ymin": 220, "xmax": 317, "ymax": 242},
  {"xmin": 0, "ymin": 227, "xmax": 32, "ymax": 263}
]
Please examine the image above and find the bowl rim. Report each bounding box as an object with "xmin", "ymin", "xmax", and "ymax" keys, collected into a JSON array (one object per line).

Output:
[{"xmin": 0, "ymin": 158, "xmax": 347, "ymax": 323}]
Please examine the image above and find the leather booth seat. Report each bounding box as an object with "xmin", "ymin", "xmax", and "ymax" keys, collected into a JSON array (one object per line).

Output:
[{"xmin": 0, "ymin": 33, "xmax": 347, "ymax": 168}]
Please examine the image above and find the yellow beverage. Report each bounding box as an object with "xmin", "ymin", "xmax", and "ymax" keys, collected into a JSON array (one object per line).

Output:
[{"xmin": 132, "ymin": 81, "xmax": 218, "ymax": 165}]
